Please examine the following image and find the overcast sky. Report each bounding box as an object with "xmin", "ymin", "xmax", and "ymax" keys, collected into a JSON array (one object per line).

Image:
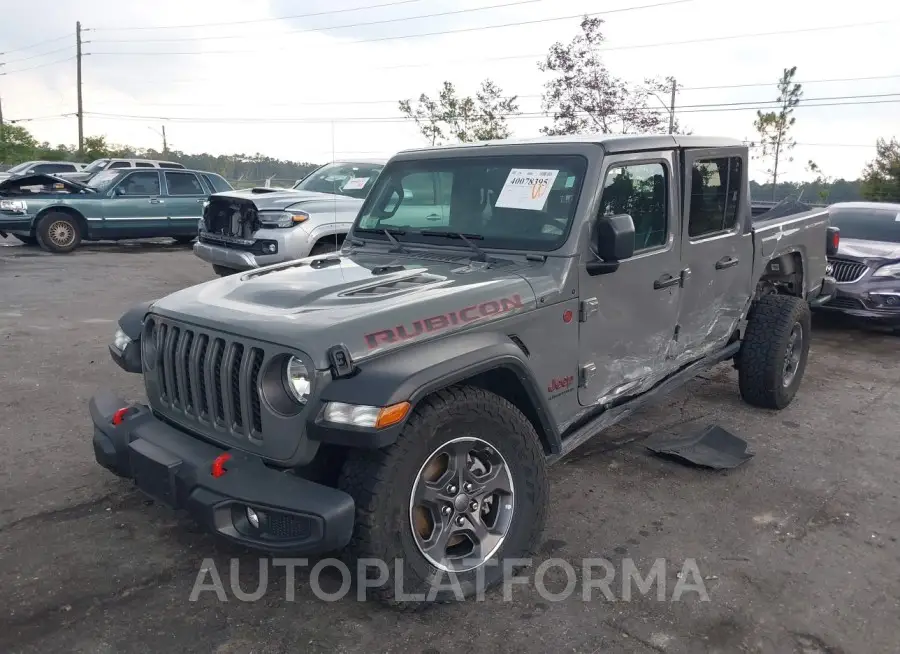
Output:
[{"xmin": 1, "ymin": 0, "xmax": 897, "ymax": 182}]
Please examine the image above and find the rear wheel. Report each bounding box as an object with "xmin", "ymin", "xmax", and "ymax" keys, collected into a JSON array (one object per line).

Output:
[
  {"xmin": 36, "ymin": 212, "xmax": 81, "ymax": 254},
  {"xmin": 338, "ymin": 386, "xmax": 548, "ymax": 606},
  {"xmin": 13, "ymin": 234, "xmax": 39, "ymax": 246},
  {"xmin": 738, "ymin": 294, "xmax": 811, "ymax": 409},
  {"xmin": 212, "ymin": 264, "xmax": 239, "ymax": 277}
]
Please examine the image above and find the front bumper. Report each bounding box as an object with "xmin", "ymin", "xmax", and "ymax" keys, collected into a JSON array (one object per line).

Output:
[
  {"xmin": 194, "ymin": 226, "xmax": 313, "ymax": 271},
  {"xmin": 812, "ymin": 284, "xmax": 900, "ymax": 324},
  {"xmin": 0, "ymin": 214, "xmax": 34, "ymax": 233},
  {"xmin": 90, "ymin": 389, "xmax": 355, "ymax": 554}
]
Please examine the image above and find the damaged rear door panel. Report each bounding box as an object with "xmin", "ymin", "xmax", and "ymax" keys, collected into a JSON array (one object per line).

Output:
[
  {"xmin": 577, "ymin": 149, "xmax": 683, "ymax": 407},
  {"xmin": 675, "ymin": 148, "xmax": 755, "ymax": 358}
]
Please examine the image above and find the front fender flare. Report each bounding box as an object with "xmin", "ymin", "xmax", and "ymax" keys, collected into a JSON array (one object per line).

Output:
[{"xmin": 307, "ymin": 331, "xmax": 561, "ymax": 453}]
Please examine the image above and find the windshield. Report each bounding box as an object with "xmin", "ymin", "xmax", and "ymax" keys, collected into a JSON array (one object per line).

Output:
[
  {"xmin": 83, "ymin": 159, "xmax": 110, "ymax": 173},
  {"xmin": 86, "ymin": 170, "xmax": 122, "ymax": 192},
  {"xmin": 6, "ymin": 162, "xmax": 36, "ymax": 174},
  {"xmin": 353, "ymin": 155, "xmax": 588, "ymax": 251},
  {"xmin": 829, "ymin": 207, "xmax": 900, "ymax": 244},
  {"xmin": 292, "ymin": 162, "xmax": 384, "ymax": 199}
]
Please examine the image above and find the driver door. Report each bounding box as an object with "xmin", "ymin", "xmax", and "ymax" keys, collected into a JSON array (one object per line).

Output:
[
  {"xmin": 577, "ymin": 151, "xmax": 684, "ymax": 407},
  {"xmin": 102, "ymin": 171, "xmax": 169, "ymax": 239}
]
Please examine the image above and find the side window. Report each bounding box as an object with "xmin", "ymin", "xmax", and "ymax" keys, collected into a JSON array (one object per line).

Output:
[
  {"xmin": 688, "ymin": 157, "xmax": 742, "ymax": 238},
  {"xmin": 401, "ymin": 172, "xmax": 438, "ymax": 206},
  {"xmin": 33, "ymin": 163, "xmax": 75, "ymax": 173},
  {"xmin": 114, "ymin": 171, "xmax": 161, "ymax": 196},
  {"xmin": 165, "ymin": 172, "xmax": 204, "ymax": 195},
  {"xmin": 108, "ymin": 161, "xmax": 131, "ymax": 169},
  {"xmin": 135, "ymin": 162, "xmax": 155, "ymax": 168},
  {"xmin": 203, "ymin": 173, "xmax": 233, "ymax": 193},
  {"xmin": 598, "ymin": 162, "xmax": 668, "ymax": 252}
]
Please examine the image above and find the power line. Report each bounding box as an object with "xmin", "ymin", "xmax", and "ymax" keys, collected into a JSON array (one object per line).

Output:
[
  {"xmin": 0, "ymin": 45, "xmax": 74, "ymax": 67},
  {"xmin": 90, "ymin": 0, "xmax": 545, "ymax": 44},
  {"xmin": 5, "ymin": 113, "xmax": 74, "ymax": 123},
  {"xmin": 87, "ymin": 0, "xmax": 695, "ymax": 55},
  {"xmin": 0, "ymin": 33, "xmax": 74, "ymax": 56},
  {"xmin": 80, "ymin": 95, "xmax": 900, "ymax": 124},
  {"xmin": 0, "ymin": 55, "xmax": 76, "ymax": 77},
  {"xmin": 88, "ymin": 0, "xmax": 431, "ymax": 32},
  {"xmin": 680, "ymin": 73, "xmax": 900, "ymax": 91}
]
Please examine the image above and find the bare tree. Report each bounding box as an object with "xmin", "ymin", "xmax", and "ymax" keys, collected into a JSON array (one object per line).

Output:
[
  {"xmin": 399, "ymin": 79, "xmax": 519, "ymax": 145},
  {"xmin": 753, "ymin": 66, "xmax": 803, "ymax": 199},
  {"xmin": 538, "ymin": 17, "xmax": 676, "ymax": 136}
]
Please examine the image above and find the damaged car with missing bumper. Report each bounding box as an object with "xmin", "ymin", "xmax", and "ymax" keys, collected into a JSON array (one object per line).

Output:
[
  {"xmin": 194, "ymin": 159, "xmax": 386, "ymax": 276},
  {"xmin": 90, "ymin": 134, "xmax": 837, "ymax": 604}
]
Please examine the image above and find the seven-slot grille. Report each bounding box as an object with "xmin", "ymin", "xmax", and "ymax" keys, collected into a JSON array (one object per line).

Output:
[
  {"xmin": 147, "ymin": 318, "xmax": 265, "ymax": 439},
  {"xmin": 827, "ymin": 257, "xmax": 868, "ymax": 283}
]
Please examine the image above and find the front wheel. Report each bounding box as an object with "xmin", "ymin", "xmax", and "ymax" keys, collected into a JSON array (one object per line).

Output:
[
  {"xmin": 738, "ymin": 294, "xmax": 811, "ymax": 409},
  {"xmin": 338, "ymin": 386, "xmax": 549, "ymax": 606},
  {"xmin": 36, "ymin": 212, "xmax": 81, "ymax": 253}
]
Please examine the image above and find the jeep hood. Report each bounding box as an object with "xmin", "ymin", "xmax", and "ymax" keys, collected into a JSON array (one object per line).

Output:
[
  {"xmin": 212, "ymin": 188, "xmax": 356, "ymax": 211},
  {"xmin": 149, "ymin": 251, "xmax": 537, "ymax": 368}
]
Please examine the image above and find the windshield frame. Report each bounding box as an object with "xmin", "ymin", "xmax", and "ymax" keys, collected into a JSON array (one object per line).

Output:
[
  {"xmin": 829, "ymin": 206, "xmax": 900, "ymax": 244},
  {"xmin": 291, "ymin": 161, "xmax": 384, "ymax": 198},
  {"xmin": 350, "ymin": 153, "xmax": 590, "ymax": 253}
]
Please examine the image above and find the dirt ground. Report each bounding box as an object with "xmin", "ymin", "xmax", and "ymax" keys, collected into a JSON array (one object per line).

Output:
[{"xmin": 1, "ymin": 235, "xmax": 898, "ymax": 654}]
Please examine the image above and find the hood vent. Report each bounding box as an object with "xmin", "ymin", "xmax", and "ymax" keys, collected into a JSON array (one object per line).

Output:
[{"xmin": 344, "ymin": 273, "xmax": 443, "ymax": 297}]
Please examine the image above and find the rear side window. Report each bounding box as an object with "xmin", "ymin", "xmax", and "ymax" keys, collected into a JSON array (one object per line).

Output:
[
  {"xmin": 688, "ymin": 157, "xmax": 742, "ymax": 238},
  {"xmin": 202, "ymin": 173, "xmax": 233, "ymax": 193},
  {"xmin": 165, "ymin": 172, "xmax": 204, "ymax": 195},
  {"xmin": 159, "ymin": 162, "xmax": 185, "ymax": 169},
  {"xmin": 598, "ymin": 162, "xmax": 668, "ymax": 252},
  {"xmin": 135, "ymin": 162, "xmax": 155, "ymax": 168}
]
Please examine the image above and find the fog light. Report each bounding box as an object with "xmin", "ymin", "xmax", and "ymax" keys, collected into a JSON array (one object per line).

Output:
[
  {"xmin": 247, "ymin": 507, "xmax": 261, "ymax": 529},
  {"xmin": 265, "ymin": 243, "xmax": 276, "ymax": 253}
]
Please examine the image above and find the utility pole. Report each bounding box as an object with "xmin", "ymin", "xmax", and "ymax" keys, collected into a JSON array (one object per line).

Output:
[
  {"xmin": 0, "ymin": 94, "xmax": 5, "ymax": 140},
  {"xmin": 76, "ymin": 21, "xmax": 84, "ymax": 156},
  {"xmin": 668, "ymin": 77, "xmax": 676, "ymax": 134},
  {"xmin": 162, "ymin": 125, "xmax": 168, "ymax": 154}
]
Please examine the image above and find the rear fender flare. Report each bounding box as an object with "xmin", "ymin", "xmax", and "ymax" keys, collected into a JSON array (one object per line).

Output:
[{"xmin": 311, "ymin": 331, "xmax": 561, "ymax": 455}]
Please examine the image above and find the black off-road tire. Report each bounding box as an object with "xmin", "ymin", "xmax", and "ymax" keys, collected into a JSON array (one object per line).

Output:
[
  {"xmin": 738, "ymin": 294, "xmax": 811, "ymax": 409},
  {"xmin": 212, "ymin": 264, "xmax": 238, "ymax": 277},
  {"xmin": 310, "ymin": 240, "xmax": 339, "ymax": 256},
  {"xmin": 13, "ymin": 234, "xmax": 39, "ymax": 246},
  {"xmin": 36, "ymin": 211, "xmax": 81, "ymax": 254},
  {"xmin": 338, "ymin": 386, "xmax": 549, "ymax": 607},
  {"xmin": 173, "ymin": 235, "xmax": 196, "ymax": 245}
]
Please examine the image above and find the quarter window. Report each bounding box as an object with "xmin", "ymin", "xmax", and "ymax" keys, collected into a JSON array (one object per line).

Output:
[
  {"xmin": 688, "ymin": 157, "xmax": 742, "ymax": 238},
  {"xmin": 598, "ymin": 162, "xmax": 668, "ymax": 251}
]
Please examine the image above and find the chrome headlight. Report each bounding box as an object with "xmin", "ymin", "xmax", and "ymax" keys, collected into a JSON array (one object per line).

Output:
[
  {"xmin": 113, "ymin": 328, "xmax": 132, "ymax": 353},
  {"xmin": 873, "ymin": 263, "xmax": 900, "ymax": 279},
  {"xmin": 0, "ymin": 199, "xmax": 28, "ymax": 214},
  {"xmin": 258, "ymin": 210, "xmax": 310, "ymax": 229},
  {"xmin": 284, "ymin": 357, "xmax": 311, "ymax": 404}
]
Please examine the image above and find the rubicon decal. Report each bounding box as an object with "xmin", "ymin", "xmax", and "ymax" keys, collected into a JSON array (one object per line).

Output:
[{"xmin": 364, "ymin": 294, "xmax": 525, "ymax": 349}]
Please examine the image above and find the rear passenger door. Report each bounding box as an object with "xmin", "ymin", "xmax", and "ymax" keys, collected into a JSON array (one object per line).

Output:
[
  {"xmin": 163, "ymin": 171, "xmax": 208, "ymax": 235},
  {"xmin": 675, "ymin": 149, "xmax": 754, "ymax": 358}
]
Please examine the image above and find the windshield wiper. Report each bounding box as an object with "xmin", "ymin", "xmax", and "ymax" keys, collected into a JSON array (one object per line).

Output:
[
  {"xmin": 420, "ymin": 230, "xmax": 489, "ymax": 262},
  {"xmin": 353, "ymin": 227, "xmax": 410, "ymax": 253}
]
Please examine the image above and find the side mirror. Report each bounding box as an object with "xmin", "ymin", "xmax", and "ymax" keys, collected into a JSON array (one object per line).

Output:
[{"xmin": 587, "ymin": 213, "xmax": 635, "ymax": 276}]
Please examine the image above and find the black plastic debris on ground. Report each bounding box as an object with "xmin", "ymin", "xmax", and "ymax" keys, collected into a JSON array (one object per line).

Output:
[{"xmin": 643, "ymin": 422, "xmax": 754, "ymax": 470}]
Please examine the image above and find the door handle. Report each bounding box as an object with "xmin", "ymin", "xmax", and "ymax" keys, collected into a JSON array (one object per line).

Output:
[
  {"xmin": 149, "ymin": 198, "xmax": 164, "ymax": 204},
  {"xmin": 715, "ymin": 256, "xmax": 739, "ymax": 270},
  {"xmin": 654, "ymin": 274, "xmax": 681, "ymax": 290}
]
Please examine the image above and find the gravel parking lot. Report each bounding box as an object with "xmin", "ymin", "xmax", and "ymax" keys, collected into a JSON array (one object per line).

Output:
[{"xmin": 1, "ymin": 234, "xmax": 898, "ymax": 654}]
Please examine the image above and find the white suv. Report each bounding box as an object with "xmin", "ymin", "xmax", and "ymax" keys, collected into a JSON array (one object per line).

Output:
[{"xmin": 60, "ymin": 158, "xmax": 186, "ymax": 183}]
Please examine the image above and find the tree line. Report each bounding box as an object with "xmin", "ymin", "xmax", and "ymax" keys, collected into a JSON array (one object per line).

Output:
[{"xmin": 1, "ymin": 14, "xmax": 898, "ymax": 202}]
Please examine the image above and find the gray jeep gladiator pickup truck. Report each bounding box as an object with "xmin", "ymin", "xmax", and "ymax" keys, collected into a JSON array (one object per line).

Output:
[{"xmin": 89, "ymin": 134, "xmax": 838, "ymax": 603}]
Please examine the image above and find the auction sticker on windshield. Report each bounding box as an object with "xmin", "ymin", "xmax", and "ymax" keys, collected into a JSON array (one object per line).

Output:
[
  {"xmin": 342, "ymin": 177, "xmax": 370, "ymax": 190},
  {"xmin": 495, "ymin": 169, "xmax": 560, "ymax": 211}
]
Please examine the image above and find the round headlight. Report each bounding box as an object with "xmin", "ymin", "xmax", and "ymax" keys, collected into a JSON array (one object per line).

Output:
[{"xmin": 284, "ymin": 357, "xmax": 310, "ymax": 404}]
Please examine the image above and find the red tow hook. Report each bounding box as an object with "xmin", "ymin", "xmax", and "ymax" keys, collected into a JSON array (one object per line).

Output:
[
  {"xmin": 211, "ymin": 452, "xmax": 232, "ymax": 478},
  {"xmin": 111, "ymin": 407, "xmax": 133, "ymax": 426}
]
